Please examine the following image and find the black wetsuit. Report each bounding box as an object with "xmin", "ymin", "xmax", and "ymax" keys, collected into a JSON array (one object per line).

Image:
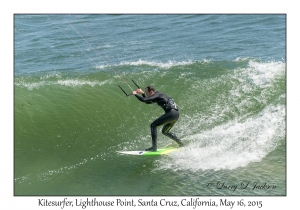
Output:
[{"xmin": 135, "ymin": 91, "xmax": 183, "ymax": 150}]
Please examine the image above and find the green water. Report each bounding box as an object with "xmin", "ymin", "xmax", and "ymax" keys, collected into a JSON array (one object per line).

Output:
[{"xmin": 14, "ymin": 60, "xmax": 286, "ymax": 195}]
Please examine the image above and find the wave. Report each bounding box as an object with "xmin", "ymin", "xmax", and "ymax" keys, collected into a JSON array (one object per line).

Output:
[
  {"xmin": 153, "ymin": 60, "xmax": 285, "ymax": 172},
  {"xmin": 14, "ymin": 58, "xmax": 286, "ymax": 175},
  {"xmin": 95, "ymin": 59, "xmax": 214, "ymax": 70},
  {"xmin": 15, "ymin": 58, "xmax": 285, "ymax": 90}
]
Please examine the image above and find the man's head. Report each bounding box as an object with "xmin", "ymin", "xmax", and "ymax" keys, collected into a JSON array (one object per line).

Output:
[{"xmin": 145, "ymin": 86, "xmax": 155, "ymax": 96}]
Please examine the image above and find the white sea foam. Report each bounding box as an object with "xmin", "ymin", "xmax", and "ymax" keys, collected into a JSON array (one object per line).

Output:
[
  {"xmin": 15, "ymin": 78, "xmax": 111, "ymax": 90},
  {"xmin": 15, "ymin": 81, "xmax": 47, "ymax": 90},
  {"xmin": 39, "ymin": 71, "xmax": 63, "ymax": 80},
  {"xmin": 121, "ymin": 59, "xmax": 195, "ymax": 69},
  {"xmin": 96, "ymin": 59, "xmax": 196, "ymax": 70},
  {"xmin": 246, "ymin": 60, "xmax": 285, "ymax": 86},
  {"xmin": 234, "ymin": 57, "xmax": 252, "ymax": 62},
  {"xmin": 158, "ymin": 104, "xmax": 285, "ymax": 172},
  {"xmin": 56, "ymin": 79, "xmax": 108, "ymax": 87}
]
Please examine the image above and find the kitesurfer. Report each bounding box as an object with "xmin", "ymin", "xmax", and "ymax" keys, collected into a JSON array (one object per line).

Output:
[{"xmin": 132, "ymin": 86, "xmax": 184, "ymax": 152}]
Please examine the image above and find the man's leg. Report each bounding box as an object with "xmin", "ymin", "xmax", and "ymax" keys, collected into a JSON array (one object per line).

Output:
[
  {"xmin": 145, "ymin": 121, "xmax": 158, "ymax": 151},
  {"xmin": 162, "ymin": 122, "xmax": 184, "ymax": 147},
  {"xmin": 146, "ymin": 112, "xmax": 173, "ymax": 152},
  {"xmin": 146, "ymin": 110, "xmax": 182, "ymax": 151}
]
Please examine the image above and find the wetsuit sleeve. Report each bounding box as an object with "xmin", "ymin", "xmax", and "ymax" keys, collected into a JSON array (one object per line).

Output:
[{"xmin": 135, "ymin": 93, "xmax": 157, "ymax": 104}]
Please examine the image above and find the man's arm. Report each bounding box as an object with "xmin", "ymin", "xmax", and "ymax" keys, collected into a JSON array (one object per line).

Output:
[
  {"xmin": 133, "ymin": 90, "xmax": 157, "ymax": 104},
  {"xmin": 135, "ymin": 94, "xmax": 153, "ymax": 103}
]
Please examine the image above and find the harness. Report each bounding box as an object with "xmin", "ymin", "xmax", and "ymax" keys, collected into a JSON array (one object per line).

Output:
[{"xmin": 163, "ymin": 98, "xmax": 178, "ymax": 111}]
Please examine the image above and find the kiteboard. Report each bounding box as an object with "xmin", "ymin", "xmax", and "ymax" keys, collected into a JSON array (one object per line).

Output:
[{"xmin": 117, "ymin": 147, "xmax": 178, "ymax": 156}]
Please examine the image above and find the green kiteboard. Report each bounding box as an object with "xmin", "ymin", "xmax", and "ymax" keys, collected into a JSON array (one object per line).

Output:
[{"xmin": 117, "ymin": 147, "xmax": 178, "ymax": 156}]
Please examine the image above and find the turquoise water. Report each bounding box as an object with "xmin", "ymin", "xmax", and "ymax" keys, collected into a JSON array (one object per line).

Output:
[{"xmin": 14, "ymin": 14, "xmax": 286, "ymax": 195}]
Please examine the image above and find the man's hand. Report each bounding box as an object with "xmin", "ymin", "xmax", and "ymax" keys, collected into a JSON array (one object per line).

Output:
[
  {"xmin": 133, "ymin": 89, "xmax": 145, "ymax": 95},
  {"xmin": 136, "ymin": 89, "xmax": 144, "ymax": 94}
]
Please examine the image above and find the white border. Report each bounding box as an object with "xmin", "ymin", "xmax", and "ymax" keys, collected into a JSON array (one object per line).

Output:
[{"xmin": 2, "ymin": 1, "xmax": 298, "ymax": 209}]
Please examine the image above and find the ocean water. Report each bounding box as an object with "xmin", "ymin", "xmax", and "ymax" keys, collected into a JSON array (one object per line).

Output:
[{"xmin": 14, "ymin": 14, "xmax": 286, "ymax": 196}]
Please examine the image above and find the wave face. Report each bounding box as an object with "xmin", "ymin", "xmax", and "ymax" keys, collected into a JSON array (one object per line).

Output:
[{"xmin": 14, "ymin": 14, "xmax": 286, "ymax": 195}]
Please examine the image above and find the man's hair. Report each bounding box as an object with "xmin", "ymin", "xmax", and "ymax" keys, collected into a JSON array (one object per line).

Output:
[{"xmin": 146, "ymin": 86, "xmax": 155, "ymax": 92}]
